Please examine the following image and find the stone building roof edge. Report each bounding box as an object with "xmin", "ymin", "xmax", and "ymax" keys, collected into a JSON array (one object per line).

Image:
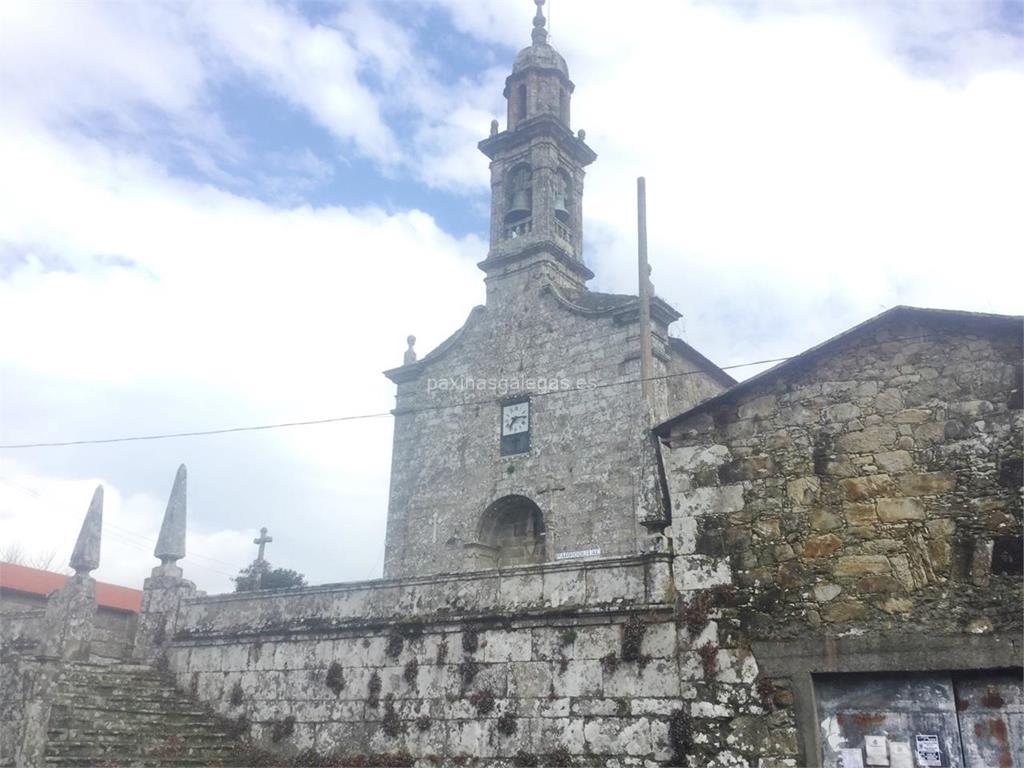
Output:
[
  {"xmin": 653, "ymin": 305, "xmax": 1024, "ymax": 438},
  {"xmin": 384, "ymin": 286, "xmax": 735, "ymax": 389},
  {"xmin": 0, "ymin": 561, "xmax": 143, "ymax": 613}
]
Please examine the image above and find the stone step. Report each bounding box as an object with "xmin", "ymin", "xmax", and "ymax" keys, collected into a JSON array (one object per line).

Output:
[
  {"xmin": 58, "ymin": 679, "xmax": 163, "ymax": 692},
  {"xmin": 46, "ymin": 740, "xmax": 238, "ymax": 754},
  {"xmin": 53, "ymin": 690, "xmax": 202, "ymax": 707},
  {"xmin": 44, "ymin": 661, "xmax": 246, "ymax": 768},
  {"xmin": 44, "ymin": 761, "xmax": 234, "ymax": 765},
  {"xmin": 50, "ymin": 709, "xmax": 220, "ymax": 728},
  {"xmin": 48, "ymin": 726, "xmax": 234, "ymax": 741}
]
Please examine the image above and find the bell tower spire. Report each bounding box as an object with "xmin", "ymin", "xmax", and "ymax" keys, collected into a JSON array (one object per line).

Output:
[
  {"xmin": 477, "ymin": 0, "xmax": 597, "ymax": 302},
  {"xmin": 531, "ymin": 0, "xmax": 548, "ymax": 45}
]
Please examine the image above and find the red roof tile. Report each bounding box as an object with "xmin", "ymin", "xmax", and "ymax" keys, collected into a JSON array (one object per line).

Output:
[{"xmin": 0, "ymin": 562, "xmax": 142, "ymax": 613}]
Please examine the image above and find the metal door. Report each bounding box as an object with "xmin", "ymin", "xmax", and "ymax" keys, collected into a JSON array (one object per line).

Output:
[
  {"xmin": 954, "ymin": 670, "xmax": 1024, "ymax": 768},
  {"xmin": 817, "ymin": 673, "xmax": 964, "ymax": 768}
]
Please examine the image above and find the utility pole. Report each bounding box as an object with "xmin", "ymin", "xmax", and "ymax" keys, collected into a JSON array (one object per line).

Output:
[{"xmin": 637, "ymin": 177, "xmax": 654, "ymax": 419}]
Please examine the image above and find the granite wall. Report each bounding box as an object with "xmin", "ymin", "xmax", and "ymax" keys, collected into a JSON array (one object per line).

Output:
[
  {"xmin": 659, "ymin": 309, "xmax": 1023, "ymax": 765},
  {"xmin": 383, "ymin": 268, "xmax": 727, "ymax": 580},
  {"xmin": 164, "ymin": 554, "xmax": 699, "ymax": 766}
]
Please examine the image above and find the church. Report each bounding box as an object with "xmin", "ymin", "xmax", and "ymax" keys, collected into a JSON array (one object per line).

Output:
[
  {"xmin": 382, "ymin": 0, "xmax": 730, "ymax": 578},
  {"xmin": 2, "ymin": 3, "xmax": 1020, "ymax": 767}
]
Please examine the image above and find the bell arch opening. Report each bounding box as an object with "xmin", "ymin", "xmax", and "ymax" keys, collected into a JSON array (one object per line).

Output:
[{"xmin": 478, "ymin": 495, "xmax": 546, "ymax": 568}]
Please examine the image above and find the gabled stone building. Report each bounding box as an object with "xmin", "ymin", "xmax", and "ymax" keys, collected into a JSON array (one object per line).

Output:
[{"xmin": 656, "ymin": 305, "xmax": 1023, "ymax": 766}]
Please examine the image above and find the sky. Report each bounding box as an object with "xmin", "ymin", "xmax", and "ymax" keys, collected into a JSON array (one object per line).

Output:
[{"xmin": 1, "ymin": 0, "xmax": 1021, "ymax": 594}]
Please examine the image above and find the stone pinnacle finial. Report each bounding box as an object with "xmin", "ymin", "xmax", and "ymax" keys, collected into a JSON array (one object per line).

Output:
[
  {"xmin": 404, "ymin": 335, "xmax": 417, "ymax": 365},
  {"xmin": 154, "ymin": 464, "xmax": 187, "ymax": 565},
  {"xmin": 532, "ymin": 0, "xmax": 547, "ymax": 45},
  {"xmin": 69, "ymin": 485, "xmax": 103, "ymax": 575}
]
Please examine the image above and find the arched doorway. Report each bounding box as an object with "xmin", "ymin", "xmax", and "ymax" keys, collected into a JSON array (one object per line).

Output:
[{"xmin": 478, "ymin": 495, "xmax": 546, "ymax": 568}]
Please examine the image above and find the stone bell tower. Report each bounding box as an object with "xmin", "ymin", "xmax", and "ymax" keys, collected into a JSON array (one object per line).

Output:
[{"xmin": 477, "ymin": 0, "xmax": 597, "ymax": 302}]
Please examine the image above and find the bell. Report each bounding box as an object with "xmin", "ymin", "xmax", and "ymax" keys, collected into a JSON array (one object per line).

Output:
[
  {"xmin": 505, "ymin": 188, "xmax": 531, "ymax": 223},
  {"xmin": 553, "ymin": 191, "xmax": 570, "ymax": 223}
]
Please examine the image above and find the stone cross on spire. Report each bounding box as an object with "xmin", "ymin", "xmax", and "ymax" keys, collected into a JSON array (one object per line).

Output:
[
  {"xmin": 532, "ymin": 0, "xmax": 548, "ymax": 45},
  {"xmin": 69, "ymin": 485, "xmax": 103, "ymax": 574},
  {"xmin": 254, "ymin": 527, "xmax": 273, "ymax": 563},
  {"xmin": 154, "ymin": 464, "xmax": 187, "ymax": 571}
]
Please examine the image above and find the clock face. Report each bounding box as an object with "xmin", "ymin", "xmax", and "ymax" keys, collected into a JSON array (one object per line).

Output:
[{"xmin": 502, "ymin": 402, "xmax": 529, "ymax": 435}]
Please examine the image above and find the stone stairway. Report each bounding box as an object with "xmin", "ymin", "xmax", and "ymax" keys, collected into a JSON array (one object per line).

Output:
[{"xmin": 44, "ymin": 661, "xmax": 245, "ymax": 767}]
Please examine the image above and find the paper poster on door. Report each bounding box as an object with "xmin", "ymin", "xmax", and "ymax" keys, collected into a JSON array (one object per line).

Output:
[
  {"xmin": 889, "ymin": 742, "xmax": 913, "ymax": 768},
  {"xmin": 839, "ymin": 747, "xmax": 865, "ymax": 768},
  {"xmin": 864, "ymin": 735, "xmax": 889, "ymax": 766},
  {"xmin": 914, "ymin": 735, "xmax": 942, "ymax": 767}
]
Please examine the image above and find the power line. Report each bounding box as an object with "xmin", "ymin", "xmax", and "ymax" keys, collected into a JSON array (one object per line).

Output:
[
  {"xmin": 0, "ymin": 333, "xmax": 944, "ymax": 450},
  {"xmin": 105, "ymin": 521, "xmax": 241, "ymax": 571},
  {"xmin": 0, "ymin": 355, "xmax": 787, "ymax": 450}
]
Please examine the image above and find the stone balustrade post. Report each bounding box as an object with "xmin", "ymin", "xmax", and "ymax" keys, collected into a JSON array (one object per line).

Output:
[
  {"xmin": 41, "ymin": 486, "xmax": 103, "ymax": 661},
  {"xmin": 132, "ymin": 464, "xmax": 202, "ymax": 661}
]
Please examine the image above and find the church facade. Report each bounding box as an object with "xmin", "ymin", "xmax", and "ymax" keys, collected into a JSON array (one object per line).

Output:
[{"xmin": 382, "ymin": 3, "xmax": 731, "ymax": 579}]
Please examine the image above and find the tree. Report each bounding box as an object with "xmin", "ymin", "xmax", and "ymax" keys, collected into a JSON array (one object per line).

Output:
[
  {"xmin": 232, "ymin": 559, "xmax": 306, "ymax": 592},
  {"xmin": 0, "ymin": 542, "xmax": 58, "ymax": 571}
]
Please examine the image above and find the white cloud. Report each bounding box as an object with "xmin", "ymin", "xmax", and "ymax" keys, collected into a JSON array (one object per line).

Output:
[
  {"xmin": 0, "ymin": 111, "xmax": 483, "ymax": 591},
  {"xmin": 431, "ymin": 0, "xmax": 1024, "ymax": 365}
]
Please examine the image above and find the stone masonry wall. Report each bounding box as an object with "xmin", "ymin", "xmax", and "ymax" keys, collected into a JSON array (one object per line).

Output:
[
  {"xmin": 660, "ymin": 312, "xmax": 1022, "ymax": 766},
  {"xmin": 165, "ymin": 554, "xmax": 698, "ymax": 766},
  {"xmin": 384, "ymin": 262, "xmax": 726, "ymax": 579},
  {"xmin": 0, "ymin": 597, "xmax": 135, "ymax": 660}
]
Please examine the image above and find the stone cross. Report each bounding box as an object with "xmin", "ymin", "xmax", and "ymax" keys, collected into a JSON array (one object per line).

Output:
[
  {"xmin": 69, "ymin": 485, "xmax": 103, "ymax": 574},
  {"xmin": 155, "ymin": 464, "xmax": 187, "ymax": 567},
  {"xmin": 254, "ymin": 527, "xmax": 273, "ymax": 563}
]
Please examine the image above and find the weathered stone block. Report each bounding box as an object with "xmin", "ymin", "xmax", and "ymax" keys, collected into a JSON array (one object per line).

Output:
[
  {"xmin": 823, "ymin": 600, "xmax": 868, "ymax": 622},
  {"xmin": 840, "ymin": 474, "xmax": 892, "ymax": 501},
  {"xmin": 873, "ymin": 450, "xmax": 913, "ymax": 473},
  {"xmin": 641, "ymin": 622, "xmax": 676, "ymax": 659},
  {"xmin": 586, "ymin": 566, "xmax": 643, "ymax": 604},
  {"xmin": 508, "ymin": 661, "xmax": 553, "ymax": 698},
  {"xmin": 875, "ymin": 388, "xmax": 904, "ymax": 413},
  {"xmin": 894, "ymin": 408, "xmax": 931, "ymax": 424},
  {"xmin": 880, "ymin": 597, "xmax": 913, "ymax": 613},
  {"xmin": 604, "ymin": 658, "xmax": 679, "ymax": 697},
  {"xmin": 813, "ymin": 583, "xmax": 841, "ymax": 602},
  {"xmin": 753, "ymin": 517, "xmax": 781, "ymax": 538},
  {"xmin": 542, "ymin": 569, "xmax": 586, "ymax": 608},
  {"xmin": 677, "ymin": 485, "xmax": 745, "ymax": 517},
  {"xmin": 480, "ymin": 630, "xmax": 532, "ymax": 663},
  {"xmin": 552, "ymin": 659, "xmax": 603, "ymax": 697},
  {"xmin": 898, "ymin": 472, "xmax": 955, "ymax": 495},
  {"xmin": 573, "ymin": 625, "xmax": 619, "ymax": 660},
  {"xmin": 583, "ymin": 717, "xmax": 653, "ymax": 756},
  {"xmin": 809, "ymin": 509, "xmax": 842, "ymax": 532},
  {"xmin": 786, "ymin": 477, "xmax": 819, "ymax": 505},
  {"xmin": 843, "ymin": 502, "xmax": 877, "ymax": 526},
  {"xmin": 672, "ymin": 444, "xmax": 731, "ymax": 472},
  {"xmin": 674, "ymin": 556, "xmax": 732, "ymax": 591},
  {"xmin": 804, "ymin": 534, "xmax": 843, "ymax": 558},
  {"xmin": 834, "ymin": 555, "xmax": 890, "ymax": 577},
  {"xmin": 877, "ymin": 498, "xmax": 926, "ymax": 521},
  {"xmin": 823, "ymin": 403, "xmax": 861, "ymax": 422},
  {"xmin": 715, "ymin": 648, "xmax": 759, "ymax": 684},
  {"xmin": 835, "ymin": 426, "xmax": 897, "ymax": 454}
]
